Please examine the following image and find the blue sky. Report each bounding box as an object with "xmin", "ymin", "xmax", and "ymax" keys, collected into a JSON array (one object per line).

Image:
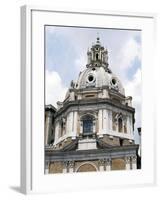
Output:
[{"xmin": 45, "ymin": 25, "xmax": 141, "ymax": 143}]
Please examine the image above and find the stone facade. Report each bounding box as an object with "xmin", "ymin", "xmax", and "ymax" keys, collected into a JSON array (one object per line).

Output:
[
  {"xmin": 45, "ymin": 37, "xmax": 139, "ymax": 173},
  {"xmin": 49, "ymin": 162, "xmax": 63, "ymax": 174},
  {"xmin": 111, "ymin": 159, "xmax": 125, "ymax": 170}
]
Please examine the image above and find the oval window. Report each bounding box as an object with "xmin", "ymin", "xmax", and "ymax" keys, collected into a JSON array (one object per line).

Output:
[
  {"xmin": 112, "ymin": 78, "xmax": 117, "ymax": 85},
  {"xmin": 88, "ymin": 75, "xmax": 94, "ymax": 82}
]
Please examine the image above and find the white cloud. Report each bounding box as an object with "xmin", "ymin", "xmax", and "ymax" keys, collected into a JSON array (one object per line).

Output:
[
  {"xmin": 74, "ymin": 51, "xmax": 87, "ymax": 72},
  {"xmin": 45, "ymin": 70, "xmax": 68, "ymax": 107},
  {"xmin": 119, "ymin": 38, "xmax": 141, "ymax": 69},
  {"xmin": 110, "ymin": 36, "xmax": 141, "ymax": 82},
  {"xmin": 109, "ymin": 35, "xmax": 142, "ymax": 143},
  {"xmin": 124, "ymin": 68, "xmax": 142, "ymax": 143},
  {"xmin": 125, "ymin": 68, "xmax": 141, "ymax": 105}
]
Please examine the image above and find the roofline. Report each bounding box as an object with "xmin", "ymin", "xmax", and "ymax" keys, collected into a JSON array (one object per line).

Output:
[{"xmin": 45, "ymin": 104, "xmax": 57, "ymax": 112}]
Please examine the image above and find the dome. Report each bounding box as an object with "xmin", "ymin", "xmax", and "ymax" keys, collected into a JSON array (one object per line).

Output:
[
  {"xmin": 64, "ymin": 37, "xmax": 125, "ymax": 101},
  {"xmin": 74, "ymin": 66, "xmax": 125, "ymax": 95}
]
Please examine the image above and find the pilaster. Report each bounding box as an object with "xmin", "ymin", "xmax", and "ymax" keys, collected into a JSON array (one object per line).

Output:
[
  {"xmin": 105, "ymin": 158, "xmax": 111, "ymax": 171},
  {"xmin": 103, "ymin": 109, "xmax": 107, "ymax": 134},
  {"xmin": 108, "ymin": 110, "xmax": 112, "ymax": 131},
  {"xmin": 68, "ymin": 161, "xmax": 74, "ymax": 173},
  {"xmin": 45, "ymin": 112, "xmax": 52, "ymax": 145},
  {"xmin": 98, "ymin": 109, "xmax": 103, "ymax": 135},
  {"xmin": 99, "ymin": 159, "xmax": 106, "ymax": 171},
  {"xmin": 62, "ymin": 161, "xmax": 68, "ymax": 173},
  {"xmin": 125, "ymin": 157, "xmax": 131, "ymax": 170},
  {"xmin": 73, "ymin": 111, "xmax": 77, "ymax": 137},
  {"xmin": 131, "ymin": 156, "xmax": 137, "ymax": 170}
]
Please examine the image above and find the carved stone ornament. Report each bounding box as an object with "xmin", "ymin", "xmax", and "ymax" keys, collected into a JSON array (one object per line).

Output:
[
  {"xmin": 99, "ymin": 158, "xmax": 106, "ymax": 166},
  {"xmin": 63, "ymin": 161, "xmax": 68, "ymax": 168},
  {"xmin": 68, "ymin": 161, "xmax": 74, "ymax": 168},
  {"xmin": 131, "ymin": 156, "xmax": 137, "ymax": 163},
  {"xmin": 125, "ymin": 157, "xmax": 131, "ymax": 164}
]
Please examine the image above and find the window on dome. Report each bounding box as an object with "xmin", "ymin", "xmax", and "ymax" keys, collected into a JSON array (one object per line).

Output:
[
  {"xmin": 88, "ymin": 75, "xmax": 94, "ymax": 82},
  {"xmin": 112, "ymin": 78, "xmax": 116, "ymax": 85}
]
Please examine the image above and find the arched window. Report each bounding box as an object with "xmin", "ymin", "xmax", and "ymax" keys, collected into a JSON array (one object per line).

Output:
[
  {"xmin": 82, "ymin": 115, "xmax": 94, "ymax": 136},
  {"xmin": 118, "ymin": 117, "xmax": 123, "ymax": 132},
  {"xmin": 96, "ymin": 53, "xmax": 99, "ymax": 60}
]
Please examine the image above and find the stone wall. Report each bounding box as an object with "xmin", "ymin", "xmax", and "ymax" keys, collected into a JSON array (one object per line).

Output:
[
  {"xmin": 123, "ymin": 139, "xmax": 134, "ymax": 145},
  {"xmin": 111, "ymin": 158, "xmax": 125, "ymax": 170},
  {"xmin": 49, "ymin": 162, "xmax": 63, "ymax": 173},
  {"xmin": 47, "ymin": 156, "xmax": 136, "ymax": 173},
  {"xmin": 100, "ymin": 135, "xmax": 120, "ymax": 146}
]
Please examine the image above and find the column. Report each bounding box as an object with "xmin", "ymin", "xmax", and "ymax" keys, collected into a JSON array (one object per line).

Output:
[
  {"xmin": 54, "ymin": 121, "xmax": 59, "ymax": 144},
  {"xmin": 68, "ymin": 161, "xmax": 74, "ymax": 173},
  {"xmin": 131, "ymin": 156, "xmax": 137, "ymax": 170},
  {"xmin": 125, "ymin": 157, "xmax": 131, "ymax": 170},
  {"xmin": 130, "ymin": 117, "xmax": 133, "ymax": 135},
  {"xmin": 63, "ymin": 161, "xmax": 68, "ymax": 173},
  {"xmin": 127, "ymin": 115, "xmax": 133, "ymax": 135},
  {"xmin": 67, "ymin": 112, "xmax": 73, "ymax": 136},
  {"xmin": 71, "ymin": 112, "xmax": 74, "ymax": 133},
  {"xmin": 108, "ymin": 110, "xmax": 112, "ymax": 131},
  {"xmin": 98, "ymin": 109, "xmax": 103, "ymax": 135},
  {"xmin": 105, "ymin": 158, "xmax": 111, "ymax": 171},
  {"xmin": 45, "ymin": 112, "xmax": 52, "ymax": 145},
  {"xmin": 99, "ymin": 159, "xmax": 105, "ymax": 171},
  {"xmin": 72, "ymin": 111, "xmax": 77, "ymax": 139},
  {"xmin": 103, "ymin": 109, "xmax": 107, "ymax": 134},
  {"xmin": 66, "ymin": 113, "xmax": 70, "ymax": 135}
]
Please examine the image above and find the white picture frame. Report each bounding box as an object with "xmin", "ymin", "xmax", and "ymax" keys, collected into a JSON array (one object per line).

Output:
[{"xmin": 21, "ymin": 5, "xmax": 156, "ymax": 194}]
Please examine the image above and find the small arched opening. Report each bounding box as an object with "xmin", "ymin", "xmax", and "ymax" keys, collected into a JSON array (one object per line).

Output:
[{"xmin": 96, "ymin": 53, "xmax": 99, "ymax": 60}]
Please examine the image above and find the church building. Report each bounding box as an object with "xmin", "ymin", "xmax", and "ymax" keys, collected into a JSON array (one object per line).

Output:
[{"xmin": 45, "ymin": 37, "xmax": 139, "ymax": 173}]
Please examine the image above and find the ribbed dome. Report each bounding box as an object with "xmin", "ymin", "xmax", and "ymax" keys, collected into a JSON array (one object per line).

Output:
[{"xmin": 74, "ymin": 66, "xmax": 125, "ymax": 95}]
